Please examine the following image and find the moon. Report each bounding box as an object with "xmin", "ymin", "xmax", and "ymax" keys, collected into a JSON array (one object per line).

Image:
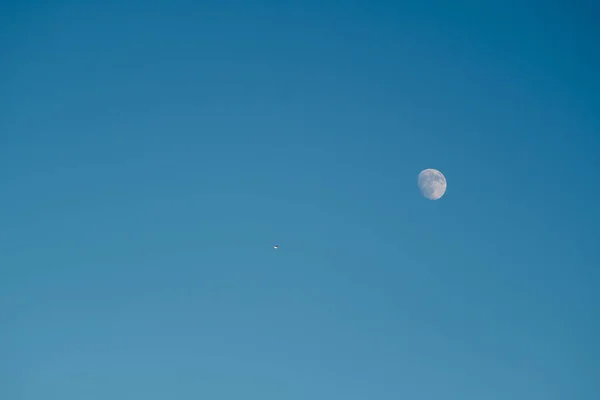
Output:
[{"xmin": 418, "ymin": 169, "xmax": 447, "ymax": 200}]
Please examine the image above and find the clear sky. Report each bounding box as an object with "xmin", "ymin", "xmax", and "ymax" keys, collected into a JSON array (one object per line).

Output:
[{"xmin": 1, "ymin": 1, "xmax": 599, "ymax": 399}]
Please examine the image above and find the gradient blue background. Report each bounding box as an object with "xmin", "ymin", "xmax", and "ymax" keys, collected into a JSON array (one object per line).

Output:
[{"xmin": 1, "ymin": 1, "xmax": 599, "ymax": 398}]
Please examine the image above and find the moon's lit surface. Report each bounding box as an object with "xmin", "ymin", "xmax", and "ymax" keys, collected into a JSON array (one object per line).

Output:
[{"xmin": 418, "ymin": 169, "xmax": 447, "ymax": 200}]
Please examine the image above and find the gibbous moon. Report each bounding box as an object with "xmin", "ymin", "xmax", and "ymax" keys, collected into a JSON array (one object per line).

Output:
[{"xmin": 418, "ymin": 169, "xmax": 447, "ymax": 200}]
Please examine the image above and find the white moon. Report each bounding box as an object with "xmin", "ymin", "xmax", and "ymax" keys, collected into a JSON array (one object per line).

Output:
[{"xmin": 418, "ymin": 169, "xmax": 447, "ymax": 200}]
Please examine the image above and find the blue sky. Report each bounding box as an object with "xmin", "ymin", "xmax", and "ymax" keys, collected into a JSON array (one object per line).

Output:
[{"xmin": 1, "ymin": 1, "xmax": 599, "ymax": 398}]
